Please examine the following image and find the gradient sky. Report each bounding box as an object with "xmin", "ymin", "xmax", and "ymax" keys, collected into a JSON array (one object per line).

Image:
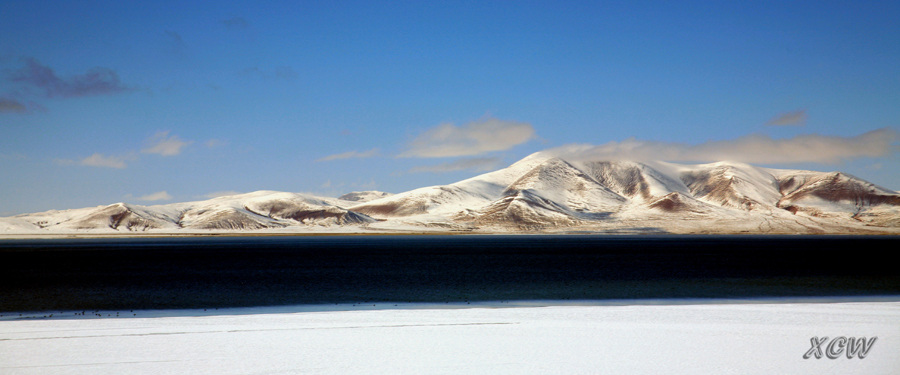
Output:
[{"xmin": 1, "ymin": 0, "xmax": 898, "ymax": 215}]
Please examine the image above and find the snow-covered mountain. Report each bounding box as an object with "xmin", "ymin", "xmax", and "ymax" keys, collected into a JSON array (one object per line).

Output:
[
  {"xmin": 3, "ymin": 153, "xmax": 899, "ymax": 235},
  {"xmin": 2, "ymin": 191, "xmax": 378, "ymax": 234}
]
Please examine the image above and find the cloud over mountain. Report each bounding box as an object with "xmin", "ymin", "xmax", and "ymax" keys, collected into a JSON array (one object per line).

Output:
[
  {"xmin": 135, "ymin": 191, "xmax": 172, "ymax": 201},
  {"xmin": 408, "ymin": 157, "xmax": 502, "ymax": 174},
  {"xmin": 547, "ymin": 128, "xmax": 897, "ymax": 165},
  {"xmin": 200, "ymin": 191, "xmax": 243, "ymax": 199},
  {"xmin": 400, "ymin": 118, "xmax": 535, "ymax": 158}
]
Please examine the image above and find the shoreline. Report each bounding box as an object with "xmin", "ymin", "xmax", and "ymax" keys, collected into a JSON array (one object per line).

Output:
[{"xmin": 5, "ymin": 295, "xmax": 900, "ymax": 320}]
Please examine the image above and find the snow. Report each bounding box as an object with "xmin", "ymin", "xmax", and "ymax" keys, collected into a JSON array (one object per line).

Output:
[
  {"xmin": 0, "ymin": 217, "xmax": 41, "ymax": 233},
  {"xmin": 671, "ymin": 161, "xmax": 783, "ymax": 207},
  {"xmin": 2, "ymin": 300, "xmax": 898, "ymax": 374}
]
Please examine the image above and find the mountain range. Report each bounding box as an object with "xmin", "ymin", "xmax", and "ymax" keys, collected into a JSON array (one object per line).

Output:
[{"xmin": 3, "ymin": 152, "xmax": 899, "ymax": 235}]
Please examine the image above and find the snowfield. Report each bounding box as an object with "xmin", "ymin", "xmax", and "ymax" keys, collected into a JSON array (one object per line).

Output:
[{"xmin": 1, "ymin": 300, "xmax": 897, "ymax": 374}]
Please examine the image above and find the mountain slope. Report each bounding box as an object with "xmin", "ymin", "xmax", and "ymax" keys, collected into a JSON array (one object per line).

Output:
[
  {"xmin": 676, "ymin": 162, "xmax": 782, "ymax": 211},
  {"xmin": 574, "ymin": 160, "xmax": 689, "ymax": 201},
  {"xmin": 349, "ymin": 152, "xmax": 553, "ymax": 218},
  {"xmin": 773, "ymin": 170, "xmax": 900, "ymax": 221},
  {"xmin": 465, "ymin": 158, "xmax": 626, "ymax": 228}
]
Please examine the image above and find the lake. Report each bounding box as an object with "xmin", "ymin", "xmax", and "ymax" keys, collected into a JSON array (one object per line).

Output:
[{"xmin": 2, "ymin": 235, "xmax": 899, "ymax": 312}]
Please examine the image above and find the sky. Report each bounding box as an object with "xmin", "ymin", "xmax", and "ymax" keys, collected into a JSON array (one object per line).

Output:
[{"xmin": 1, "ymin": 0, "xmax": 898, "ymax": 215}]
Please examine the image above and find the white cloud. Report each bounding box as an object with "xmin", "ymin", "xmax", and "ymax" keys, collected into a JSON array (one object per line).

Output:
[
  {"xmin": 316, "ymin": 148, "xmax": 380, "ymax": 162},
  {"xmin": 143, "ymin": 131, "xmax": 192, "ymax": 156},
  {"xmin": 399, "ymin": 118, "xmax": 535, "ymax": 158},
  {"xmin": 766, "ymin": 109, "xmax": 807, "ymax": 126},
  {"xmin": 545, "ymin": 128, "xmax": 897, "ymax": 165},
  {"xmin": 135, "ymin": 191, "xmax": 172, "ymax": 201},
  {"xmin": 408, "ymin": 157, "xmax": 502, "ymax": 174},
  {"xmin": 79, "ymin": 153, "xmax": 129, "ymax": 169}
]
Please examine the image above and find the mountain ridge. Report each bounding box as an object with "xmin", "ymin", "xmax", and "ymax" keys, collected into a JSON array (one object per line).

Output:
[{"xmin": 3, "ymin": 153, "xmax": 899, "ymax": 235}]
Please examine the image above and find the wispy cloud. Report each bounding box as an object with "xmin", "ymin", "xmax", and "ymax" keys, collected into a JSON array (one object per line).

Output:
[
  {"xmin": 0, "ymin": 152, "xmax": 27, "ymax": 160},
  {"xmin": 545, "ymin": 128, "xmax": 897, "ymax": 165},
  {"xmin": 68, "ymin": 153, "xmax": 131, "ymax": 169},
  {"xmin": 237, "ymin": 65, "xmax": 297, "ymax": 80},
  {"xmin": 164, "ymin": 30, "xmax": 187, "ymax": 57},
  {"xmin": 9, "ymin": 58, "xmax": 134, "ymax": 98},
  {"xmin": 222, "ymin": 17, "xmax": 249, "ymax": 31},
  {"xmin": 134, "ymin": 191, "xmax": 172, "ymax": 201},
  {"xmin": 354, "ymin": 179, "xmax": 378, "ymax": 189},
  {"xmin": 0, "ymin": 97, "xmax": 27, "ymax": 113},
  {"xmin": 767, "ymin": 109, "xmax": 807, "ymax": 126},
  {"xmin": 238, "ymin": 66, "xmax": 264, "ymax": 78},
  {"xmin": 142, "ymin": 131, "xmax": 192, "ymax": 156},
  {"xmin": 199, "ymin": 191, "xmax": 243, "ymax": 199},
  {"xmin": 205, "ymin": 139, "xmax": 228, "ymax": 148},
  {"xmin": 317, "ymin": 148, "xmax": 380, "ymax": 162},
  {"xmin": 407, "ymin": 157, "xmax": 502, "ymax": 174},
  {"xmin": 274, "ymin": 66, "xmax": 297, "ymax": 80},
  {"xmin": 400, "ymin": 118, "xmax": 535, "ymax": 158}
]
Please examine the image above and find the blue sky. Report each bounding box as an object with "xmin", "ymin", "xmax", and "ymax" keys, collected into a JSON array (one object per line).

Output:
[{"xmin": 1, "ymin": 0, "xmax": 898, "ymax": 215}]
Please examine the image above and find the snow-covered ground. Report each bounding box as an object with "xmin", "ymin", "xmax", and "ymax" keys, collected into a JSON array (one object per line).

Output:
[{"xmin": 2, "ymin": 300, "xmax": 898, "ymax": 374}]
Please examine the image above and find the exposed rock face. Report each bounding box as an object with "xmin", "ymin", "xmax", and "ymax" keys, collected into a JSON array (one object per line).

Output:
[
  {"xmin": 778, "ymin": 172, "xmax": 900, "ymax": 208},
  {"xmin": 679, "ymin": 163, "xmax": 781, "ymax": 211},
  {"xmin": 244, "ymin": 198, "xmax": 375, "ymax": 225},
  {"xmin": 578, "ymin": 161, "xmax": 657, "ymax": 200},
  {"xmin": 473, "ymin": 191, "xmax": 579, "ymax": 229},
  {"xmin": 182, "ymin": 208, "xmax": 278, "ymax": 230}
]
